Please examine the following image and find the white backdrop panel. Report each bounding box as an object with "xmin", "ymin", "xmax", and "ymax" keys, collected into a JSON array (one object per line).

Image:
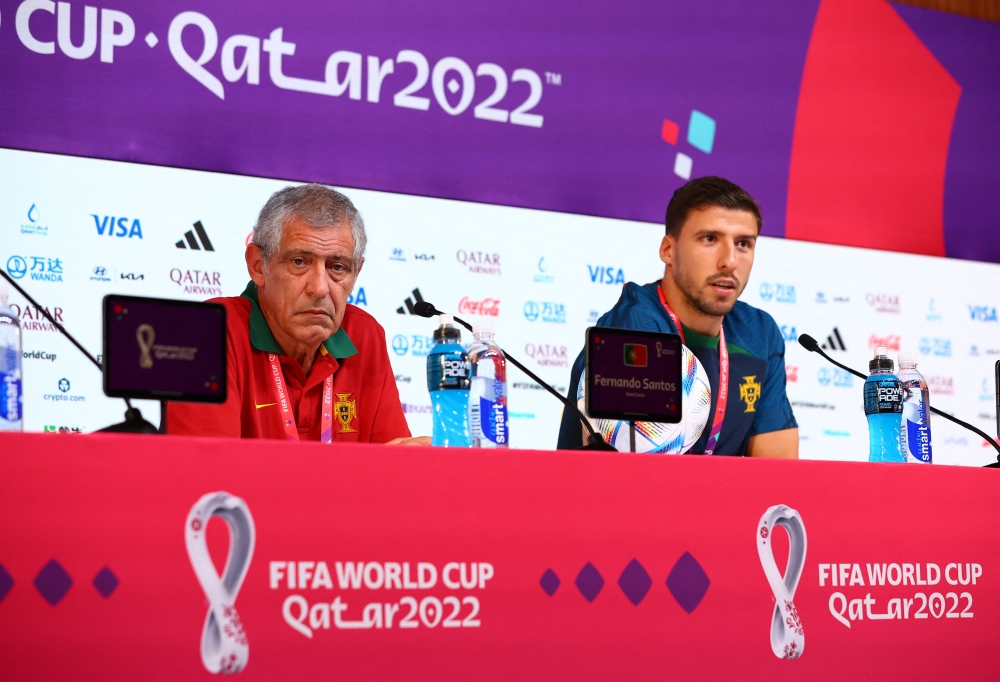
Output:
[{"xmin": 1, "ymin": 148, "xmax": 997, "ymax": 466}]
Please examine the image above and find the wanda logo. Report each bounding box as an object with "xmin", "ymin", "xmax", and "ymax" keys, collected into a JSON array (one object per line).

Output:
[{"xmin": 457, "ymin": 297, "xmax": 500, "ymax": 316}]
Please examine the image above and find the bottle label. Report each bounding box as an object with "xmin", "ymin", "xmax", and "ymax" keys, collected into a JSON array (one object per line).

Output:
[
  {"xmin": 477, "ymin": 396, "xmax": 509, "ymax": 444},
  {"xmin": 904, "ymin": 401, "xmax": 932, "ymax": 463},
  {"xmin": 863, "ymin": 377, "xmax": 903, "ymax": 416},
  {"xmin": 427, "ymin": 351, "xmax": 471, "ymax": 391},
  {"xmin": 1, "ymin": 372, "xmax": 22, "ymax": 422}
]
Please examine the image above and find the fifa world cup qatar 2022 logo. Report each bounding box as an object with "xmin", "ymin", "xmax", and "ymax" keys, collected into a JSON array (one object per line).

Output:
[
  {"xmin": 186, "ymin": 492, "xmax": 256, "ymax": 674},
  {"xmin": 757, "ymin": 505, "xmax": 807, "ymax": 660}
]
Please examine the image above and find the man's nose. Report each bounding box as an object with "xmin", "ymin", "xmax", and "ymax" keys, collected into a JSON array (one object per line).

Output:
[
  {"xmin": 304, "ymin": 262, "xmax": 331, "ymax": 299},
  {"xmin": 718, "ymin": 242, "xmax": 737, "ymax": 271}
]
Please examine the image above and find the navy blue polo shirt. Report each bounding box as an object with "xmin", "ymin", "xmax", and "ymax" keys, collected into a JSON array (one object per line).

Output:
[{"xmin": 557, "ymin": 282, "xmax": 797, "ymax": 455}]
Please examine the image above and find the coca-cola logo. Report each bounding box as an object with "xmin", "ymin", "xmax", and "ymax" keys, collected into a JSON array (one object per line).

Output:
[
  {"xmin": 867, "ymin": 334, "xmax": 901, "ymax": 351},
  {"xmin": 785, "ymin": 365, "xmax": 798, "ymax": 383},
  {"xmin": 457, "ymin": 297, "xmax": 500, "ymax": 316},
  {"xmin": 524, "ymin": 343, "xmax": 569, "ymax": 367}
]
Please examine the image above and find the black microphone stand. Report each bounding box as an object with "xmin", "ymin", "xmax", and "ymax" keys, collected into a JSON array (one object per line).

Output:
[
  {"xmin": 1, "ymin": 268, "xmax": 157, "ymax": 434},
  {"xmin": 415, "ymin": 302, "xmax": 616, "ymax": 451},
  {"xmin": 798, "ymin": 334, "xmax": 1000, "ymax": 468}
]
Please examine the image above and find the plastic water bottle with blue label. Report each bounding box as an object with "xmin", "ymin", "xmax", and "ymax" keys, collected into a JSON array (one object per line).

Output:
[
  {"xmin": 897, "ymin": 353, "xmax": 932, "ymax": 463},
  {"xmin": 427, "ymin": 315, "xmax": 472, "ymax": 447},
  {"xmin": 0, "ymin": 280, "xmax": 23, "ymax": 432},
  {"xmin": 468, "ymin": 320, "xmax": 509, "ymax": 448},
  {"xmin": 863, "ymin": 346, "xmax": 904, "ymax": 462}
]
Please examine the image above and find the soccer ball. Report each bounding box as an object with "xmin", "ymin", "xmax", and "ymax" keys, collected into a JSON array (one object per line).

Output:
[{"xmin": 577, "ymin": 344, "xmax": 712, "ymax": 453}]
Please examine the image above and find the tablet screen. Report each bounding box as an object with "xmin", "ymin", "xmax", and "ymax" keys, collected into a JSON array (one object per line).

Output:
[
  {"xmin": 586, "ymin": 326, "xmax": 682, "ymax": 423},
  {"xmin": 103, "ymin": 295, "xmax": 227, "ymax": 402}
]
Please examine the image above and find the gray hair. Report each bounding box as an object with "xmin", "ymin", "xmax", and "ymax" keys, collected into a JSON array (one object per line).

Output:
[{"xmin": 252, "ymin": 184, "xmax": 367, "ymax": 268}]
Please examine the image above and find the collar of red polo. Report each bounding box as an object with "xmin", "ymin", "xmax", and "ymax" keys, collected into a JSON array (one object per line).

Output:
[{"xmin": 240, "ymin": 281, "xmax": 358, "ymax": 360}]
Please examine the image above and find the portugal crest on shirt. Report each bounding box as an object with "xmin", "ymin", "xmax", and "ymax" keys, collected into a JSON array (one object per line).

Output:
[
  {"xmin": 739, "ymin": 376, "xmax": 762, "ymax": 413},
  {"xmin": 334, "ymin": 393, "xmax": 358, "ymax": 433}
]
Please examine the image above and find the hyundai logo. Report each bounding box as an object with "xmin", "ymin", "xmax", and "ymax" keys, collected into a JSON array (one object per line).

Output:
[{"xmin": 93, "ymin": 267, "xmax": 107, "ymax": 277}]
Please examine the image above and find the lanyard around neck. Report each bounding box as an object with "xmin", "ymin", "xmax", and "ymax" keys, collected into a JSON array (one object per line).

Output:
[
  {"xmin": 657, "ymin": 287, "xmax": 729, "ymax": 455},
  {"xmin": 267, "ymin": 353, "xmax": 333, "ymax": 443}
]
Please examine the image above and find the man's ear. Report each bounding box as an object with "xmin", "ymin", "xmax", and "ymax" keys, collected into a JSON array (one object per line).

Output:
[
  {"xmin": 355, "ymin": 256, "xmax": 364, "ymax": 277},
  {"xmin": 659, "ymin": 234, "xmax": 674, "ymax": 268},
  {"xmin": 246, "ymin": 243, "xmax": 266, "ymax": 287}
]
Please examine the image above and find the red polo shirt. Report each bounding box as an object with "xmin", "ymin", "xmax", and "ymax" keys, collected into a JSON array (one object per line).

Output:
[{"xmin": 167, "ymin": 282, "xmax": 410, "ymax": 442}]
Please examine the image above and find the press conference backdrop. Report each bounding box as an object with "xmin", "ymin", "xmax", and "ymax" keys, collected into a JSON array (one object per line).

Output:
[{"xmin": 2, "ymin": 147, "xmax": 999, "ymax": 465}]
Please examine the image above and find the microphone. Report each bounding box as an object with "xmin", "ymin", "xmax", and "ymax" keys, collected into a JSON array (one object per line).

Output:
[
  {"xmin": 413, "ymin": 300, "xmax": 616, "ymax": 451},
  {"xmin": 0, "ymin": 268, "xmax": 158, "ymax": 434},
  {"xmin": 798, "ymin": 333, "xmax": 1000, "ymax": 467}
]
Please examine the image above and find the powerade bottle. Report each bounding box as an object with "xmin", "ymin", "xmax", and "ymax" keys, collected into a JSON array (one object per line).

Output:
[
  {"xmin": 898, "ymin": 353, "xmax": 932, "ymax": 463},
  {"xmin": 427, "ymin": 315, "xmax": 472, "ymax": 447},
  {"xmin": 864, "ymin": 346, "xmax": 904, "ymax": 462},
  {"xmin": 0, "ymin": 279, "xmax": 23, "ymax": 432},
  {"xmin": 468, "ymin": 320, "xmax": 509, "ymax": 448}
]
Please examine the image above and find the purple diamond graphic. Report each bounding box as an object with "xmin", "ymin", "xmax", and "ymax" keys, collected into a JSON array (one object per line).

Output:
[
  {"xmin": 0, "ymin": 563, "xmax": 13, "ymax": 603},
  {"xmin": 92, "ymin": 567, "xmax": 119, "ymax": 598},
  {"xmin": 539, "ymin": 568, "xmax": 560, "ymax": 596},
  {"xmin": 618, "ymin": 558, "xmax": 652, "ymax": 606},
  {"xmin": 34, "ymin": 559, "xmax": 72, "ymax": 606},
  {"xmin": 666, "ymin": 552, "xmax": 710, "ymax": 613},
  {"xmin": 574, "ymin": 562, "xmax": 604, "ymax": 602}
]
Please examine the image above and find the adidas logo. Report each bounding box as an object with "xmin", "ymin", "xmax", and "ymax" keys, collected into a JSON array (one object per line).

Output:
[
  {"xmin": 175, "ymin": 221, "xmax": 215, "ymax": 251},
  {"xmin": 821, "ymin": 327, "xmax": 846, "ymax": 351},
  {"xmin": 397, "ymin": 288, "xmax": 426, "ymax": 314}
]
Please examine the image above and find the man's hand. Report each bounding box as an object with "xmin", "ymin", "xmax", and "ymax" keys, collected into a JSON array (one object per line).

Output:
[
  {"xmin": 385, "ymin": 436, "xmax": 432, "ymax": 446},
  {"xmin": 746, "ymin": 428, "xmax": 799, "ymax": 459}
]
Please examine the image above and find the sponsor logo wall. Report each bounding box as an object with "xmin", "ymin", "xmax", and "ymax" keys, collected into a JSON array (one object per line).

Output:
[{"xmin": 2, "ymin": 148, "xmax": 999, "ymax": 466}]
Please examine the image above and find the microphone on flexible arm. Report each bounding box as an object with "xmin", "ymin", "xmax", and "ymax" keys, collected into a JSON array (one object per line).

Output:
[
  {"xmin": 412, "ymin": 300, "xmax": 616, "ymax": 451},
  {"xmin": 0, "ymin": 267, "xmax": 158, "ymax": 434},
  {"xmin": 798, "ymin": 333, "xmax": 1000, "ymax": 468}
]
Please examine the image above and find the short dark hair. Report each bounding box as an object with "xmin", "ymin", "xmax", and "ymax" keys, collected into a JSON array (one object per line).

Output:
[{"xmin": 665, "ymin": 177, "xmax": 762, "ymax": 237}]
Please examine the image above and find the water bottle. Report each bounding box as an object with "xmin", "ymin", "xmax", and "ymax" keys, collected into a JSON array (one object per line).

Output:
[
  {"xmin": 427, "ymin": 315, "xmax": 472, "ymax": 447},
  {"xmin": 863, "ymin": 346, "xmax": 904, "ymax": 462},
  {"xmin": 898, "ymin": 353, "xmax": 932, "ymax": 463},
  {"xmin": 468, "ymin": 320, "xmax": 509, "ymax": 448},
  {"xmin": 0, "ymin": 280, "xmax": 24, "ymax": 432}
]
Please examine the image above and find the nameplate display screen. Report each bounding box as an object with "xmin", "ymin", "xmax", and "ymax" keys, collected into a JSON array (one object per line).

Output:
[
  {"xmin": 586, "ymin": 327, "xmax": 682, "ymax": 423},
  {"xmin": 103, "ymin": 295, "xmax": 227, "ymax": 402}
]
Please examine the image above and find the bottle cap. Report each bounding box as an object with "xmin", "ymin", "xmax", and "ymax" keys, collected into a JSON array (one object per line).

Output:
[
  {"xmin": 472, "ymin": 319, "xmax": 494, "ymax": 337},
  {"xmin": 433, "ymin": 314, "xmax": 461, "ymax": 343},
  {"xmin": 898, "ymin": 353, "xmax": 918, "ymax": 366},
  {"xmin": 869, "ymin": 346, "xmax": 894, "ymax": 371}
]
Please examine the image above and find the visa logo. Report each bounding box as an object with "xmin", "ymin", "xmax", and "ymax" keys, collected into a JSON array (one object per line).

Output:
[
  {"xmin": 348, "ymin": 287, "xmax": 367, "ymax": 306},
  {"xmin": 968, "ymin": 305, "xmax": 998, "ymax": 322},
  {"xmin": 779, "ymin": 325, "xmax": 798, "ymax": 342},
  {"xmin": 92, "ymin": 215, "xmax": 143, "ymax": 238},
  {"xmin": 587, "ymin": 266, "xmax": 625, "ymax": 285}
]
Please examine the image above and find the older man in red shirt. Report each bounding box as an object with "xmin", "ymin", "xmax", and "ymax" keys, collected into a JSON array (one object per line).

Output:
[{"xmin": 168, "ymin": 184, "xmax": 426, "ymax": 445}]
